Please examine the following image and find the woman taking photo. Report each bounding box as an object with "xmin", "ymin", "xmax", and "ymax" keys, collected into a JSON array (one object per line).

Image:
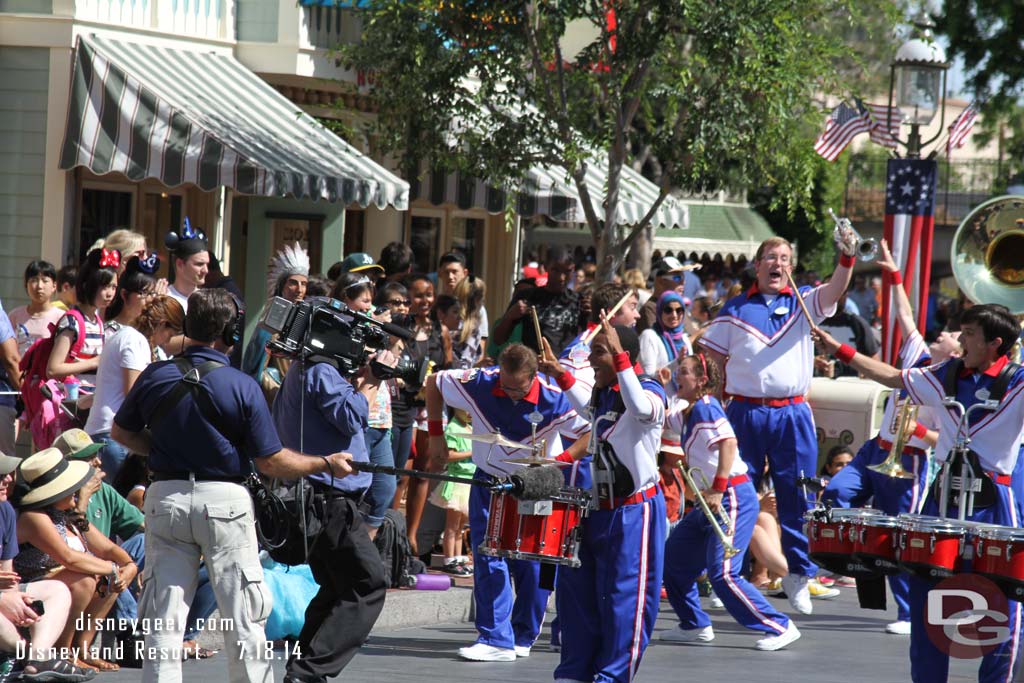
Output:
[{"xmin": 84, "ymin": 293, "xmax": 184, "ymax": 478}]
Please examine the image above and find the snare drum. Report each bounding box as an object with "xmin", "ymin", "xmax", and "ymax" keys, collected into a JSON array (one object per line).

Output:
[
  {"xmin": 973, "ymin": 525, "xmax": 1024, "ymax": 599},
  {"xmin": 897, "ymin": 514, "xmax": 967, "ymax": 580},
  {"xmin": 805, "ymin": 508, "xmax": 880, "ymax": 577},
  {"xmin": 851, "ymin": 511, "xmax": 901, "ymax": 575},
  {"xmin": 479, "ymin": 487, "xmax": 589, "ymax": 567}
]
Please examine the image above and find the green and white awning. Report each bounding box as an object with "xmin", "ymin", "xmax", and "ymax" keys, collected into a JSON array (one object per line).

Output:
[{"xmin": 60, "ymin": 35, "xmax": 408, "ymax": 209}]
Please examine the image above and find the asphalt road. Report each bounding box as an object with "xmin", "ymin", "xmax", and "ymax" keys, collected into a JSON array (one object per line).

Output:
[{"xmin": 98, "ymin": 584, "xmax": 994, "ymax": 682}]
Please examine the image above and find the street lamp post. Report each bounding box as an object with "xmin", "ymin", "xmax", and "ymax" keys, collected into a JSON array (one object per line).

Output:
[{"xmin": 886, "ymin": 15, "xmax": 950, "ymax": 159}]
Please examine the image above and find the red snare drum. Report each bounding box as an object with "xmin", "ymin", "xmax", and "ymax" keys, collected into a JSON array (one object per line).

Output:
[
  {"xmin": 479, "ymin": 487, "xmax": 589, "ymax": 567},
  {"xmin": 805, "ymin": 508, "xmax": 879, "ymax": 577},
  {"xmin": 851, "ymin": 511, "xmax": 900, "ymax": 575},
  {"xmin": 973, "ymin": 525, "xmax": 1024, "ymax": 600},
  {"xmin": 897, "ymin": 514, "xmax": 967, "ymax": 580}
]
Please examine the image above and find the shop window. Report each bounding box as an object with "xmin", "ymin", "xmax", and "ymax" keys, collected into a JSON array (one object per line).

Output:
[
  {"xmin": 410, "ymin": 214, "xmax": 441, "ymax": 274},
  {"xmin": 79, "ymin": 188, "xmax": 133, "ymax": 262},
  {"xmin": 450, "ymin": 216, "xmax": 484, "ymax": 276}
]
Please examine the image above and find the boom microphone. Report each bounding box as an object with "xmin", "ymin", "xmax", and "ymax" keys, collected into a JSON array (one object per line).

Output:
[{"xmin": 492, "ymin": 465, "xmax": 565, "ymax": 500}]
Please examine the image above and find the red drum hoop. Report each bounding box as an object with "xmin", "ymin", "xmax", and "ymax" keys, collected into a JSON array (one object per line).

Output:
[
  {"xmin": 897, "ymin": 514, "xmax": 967, "ymax": 580},
  {"xmin": 972, "ymin": 525, "xmax": 1024, "ymax": 600},
  {"xmin": 851, "ymin": 511, "xmax": 901, "ymax": 575}
]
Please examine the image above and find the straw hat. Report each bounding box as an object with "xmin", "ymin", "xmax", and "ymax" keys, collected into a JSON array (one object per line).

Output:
[
  {"xmin": 51, "ymin": 429, "xmax": 103, "ymax": 461},
  {"xmin": 17, "ymin": 448, "xmax": 95, "ymax": 511},
  {"xmin": 0, "ymin": 451, "xmax": 20, "ymax": 477}
]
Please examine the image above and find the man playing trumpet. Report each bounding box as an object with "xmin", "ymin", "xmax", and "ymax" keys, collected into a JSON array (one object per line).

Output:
[{"xmin": 660, "ymin": 353, "xmax": 801, "ymax": 651}]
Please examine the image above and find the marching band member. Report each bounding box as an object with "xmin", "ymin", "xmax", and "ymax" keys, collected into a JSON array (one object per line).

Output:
[
  {"xmin": 540, "ymin": 317, "xmax": 667, "ymax": 683},
  {"xmin": 820, "ymin": 240, "xmax": 952, "ymax": 636},
  {"xmin": 699, "ymin": 235, "xmax": 854, "ymax": 614},
  {"xmin": 660, "ymin": 353, "xmax": 801, "ymax": 651},
  {"xmin": 425, "ymin": 344, "xmax": 590, "ymax": 663},
  {"xmin": 815, "ymin": 303, "xmax": 1024, "ymax": 683}
]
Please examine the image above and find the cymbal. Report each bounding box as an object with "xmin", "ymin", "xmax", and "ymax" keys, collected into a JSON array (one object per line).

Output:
[
  {"xmin": 503, "ymin": 456, "xmax": 572, "ymax": 467},
  {"xmin": 463, "ymin": 433, "xmax": 531, "ymax": 450}
]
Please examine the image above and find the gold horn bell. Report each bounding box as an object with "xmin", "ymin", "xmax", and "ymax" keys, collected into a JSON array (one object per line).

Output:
[{"xmin": 951, "ymin": 195, "xmax": 1024, "ymax": 313}]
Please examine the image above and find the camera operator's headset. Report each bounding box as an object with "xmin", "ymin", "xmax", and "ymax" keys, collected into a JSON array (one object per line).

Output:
[{"xmin": 181, "ymin": 292, "xmax": 244, "ymax": 347}]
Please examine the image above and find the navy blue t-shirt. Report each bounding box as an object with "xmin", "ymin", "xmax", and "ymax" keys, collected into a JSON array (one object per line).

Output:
[
  {"xmin": 0, "ymin": 501, "xmax": 17, "ymax": 560},
  {"xmin": 114, "ymin": 346, "xmax": 282, "ymax": 477}
]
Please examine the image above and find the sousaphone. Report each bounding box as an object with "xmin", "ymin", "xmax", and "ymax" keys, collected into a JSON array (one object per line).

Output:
[{"xmin": 951, "ymin": 195, "xmax": 1024, "ymax": 313}]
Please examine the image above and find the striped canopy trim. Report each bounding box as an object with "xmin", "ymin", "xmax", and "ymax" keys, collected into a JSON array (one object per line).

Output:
[
  {"xmin": 412, "ymin": 157, "xmax": 687, "ymax": 229},
  {"xmin": 59, "ymin": 35, "xmax": 408, "ymax": 209}
]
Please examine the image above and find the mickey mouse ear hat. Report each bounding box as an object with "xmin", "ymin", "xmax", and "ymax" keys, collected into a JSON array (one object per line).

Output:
[{"xmin": 165, "ymin": 217, "xmax": 208, "ymax": 258}]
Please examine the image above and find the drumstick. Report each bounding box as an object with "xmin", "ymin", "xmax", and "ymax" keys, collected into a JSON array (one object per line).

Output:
[
  {"xmin": 785, "ymin": 271, "xmax": 815, "ymax": 325},
  {"xmin": 530, "ymin": 306, "xmax": 544, "ymax": 349},
  {"xmin": 582, "ymin": 289, "xmax": 634, "ymax": 345}
]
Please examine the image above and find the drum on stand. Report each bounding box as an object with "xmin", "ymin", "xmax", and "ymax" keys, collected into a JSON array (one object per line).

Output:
[
  {"xmin": 897, "ymin": 514, "xmax": 968, "ymax": 580},
  {"xmin": 851, "ymin": 511, "xmax": 901, "ymax": 575},
  {"xmin": 479, "ymin": 487, "xmax": 590, "ymax": 567},
  {"xmin": 805, "ymin": 508, "xmax": 881, "ymax": 577},
  {"xmin": 973, "ymin": 525, "xmax": 1024, "ymax": 600}
]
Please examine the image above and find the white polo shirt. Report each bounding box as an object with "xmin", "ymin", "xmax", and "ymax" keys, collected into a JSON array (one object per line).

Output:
[
  {"xmin": 666, "ymin": 395, "xmax": 748, "ymax": 480},
  {"xmin": 701, "ymin": 284, "xmax": 836, "ymax": 398}
]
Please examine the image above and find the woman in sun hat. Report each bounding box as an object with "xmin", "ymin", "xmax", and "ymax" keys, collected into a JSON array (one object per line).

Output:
[{"xmin": 15, "ymin": 449, "xmax": 137, "ymax": 672}]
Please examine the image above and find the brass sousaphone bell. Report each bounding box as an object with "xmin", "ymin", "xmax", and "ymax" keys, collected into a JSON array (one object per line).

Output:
[{"xmin": 950, "ymin": 195, "xmax": 1024, "ymax": 314}]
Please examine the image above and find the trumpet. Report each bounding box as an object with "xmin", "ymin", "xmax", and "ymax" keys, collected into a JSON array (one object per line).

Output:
[
  {"xmin": 676, "ymin": 462, "xmax": 739, "ymax": 558},
  {"xmin": 868, "ymin": 399, "xmax": 919, "ymax": 479},
  {"xmin": 828, "ymin": 208, "xmax": 878, "ymax": 262}
]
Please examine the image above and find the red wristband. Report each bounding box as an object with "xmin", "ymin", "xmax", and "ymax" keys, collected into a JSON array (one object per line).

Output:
[
  {"xmin": 427, "ymin": 420, "xmax": 444, "ymax": 437},
  {"xmin": 888, "ymin": 271, "xmax": 903, "ymax": 286},
  {"xmin": 835, "ymin": 344, "xmax": 856, "ymax": 364},
  {"xmin": 839, "ymin": 253, "xmax": 856, "ymax": 268},
  {"xmin": 613, "ymin": 352, "xmax": 632, "ymax": 372},
  {"xmin": 712, "ymin": 476, "xmax": 729, "ymax": 493},
  {"xmin": 556, "ymin": 372, "xmax": 576, "ymax": 391},
  {"xmin": 555, "ymin": 451, "xmax": 574, "ymax": 463},
  {"xmin": 912, "ymin": 421, "xmax": 928, "ymax": 439}
]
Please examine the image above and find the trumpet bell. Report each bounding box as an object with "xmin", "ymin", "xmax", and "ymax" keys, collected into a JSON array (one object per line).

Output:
[
  {"xmin": 951, "ymin": 195, "xmax": 1024, "ymax": 313},
  {"xmin": 867, "ymin": 458, "xmax": 916, "ymax": 479},
  {"xmin": 857, "ymin": 238, "xmax": 880, "ymax": 262}
]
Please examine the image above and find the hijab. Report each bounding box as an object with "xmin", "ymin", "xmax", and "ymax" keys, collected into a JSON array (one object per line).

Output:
[{"xmin": 655, "ymin": 291, "xmax": 690, "ymax": 360}]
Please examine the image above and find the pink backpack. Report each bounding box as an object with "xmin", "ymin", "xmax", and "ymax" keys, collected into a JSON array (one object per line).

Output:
[{"xmin": 19, "ymin": 309, "xmax": 87, "ymax": 448}]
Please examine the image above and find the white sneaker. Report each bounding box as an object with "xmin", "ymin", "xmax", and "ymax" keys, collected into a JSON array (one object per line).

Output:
[
  {"xmin": 755, "ymin": 622, "xmax": 801, "ymax": 651},
  {"xmin": 781, "ymin": 574, "xmax": 812, "ymax": 615},
  {"xmin": 514, "ymin": 645, "xmax": 531, "ymax": 657},
  {"xmin": 886, "ymin": 620, "xmax": 911, "ymax": 635},
  {"xmin": 659, "ymin": 625, "xmax": 715, "ymax": 643},
  {"xmin": 710, "ymin": 591, "xmax": 724, "ymax": 609},
  {"xmin": 458, "ymin": 643, "xmax": 517, "ymax": 662}
]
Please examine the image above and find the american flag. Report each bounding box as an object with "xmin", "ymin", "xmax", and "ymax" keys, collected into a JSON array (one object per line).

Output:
[
  {"xmin": 864, "ymin": 102, "xmax": 903, "ymax": 149},
  {"xmin": 880, "ymin": 158, "xmax": 938, "ymax": 364},
  {"xmin": 946, "ymin": 102, "xmax": 978, "ymax": 155},
  {"xmin": 814, "ymin": 101, "xmax": 871, "ymax": 161}
]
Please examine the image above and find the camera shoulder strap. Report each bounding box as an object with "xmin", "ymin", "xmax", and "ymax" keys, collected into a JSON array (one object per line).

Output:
[{"xmin": 148, "ymin": 357, "xmax": 245, "ymax": 452}]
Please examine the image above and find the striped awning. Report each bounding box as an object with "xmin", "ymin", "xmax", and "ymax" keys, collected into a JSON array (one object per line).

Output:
[
  {"xmin": 413, "ymin": 157, "xmax": 688, "ymax": 229},
  {"xmin": 60, "ymin": 35, "xmax": 408, "ymax": 209}
]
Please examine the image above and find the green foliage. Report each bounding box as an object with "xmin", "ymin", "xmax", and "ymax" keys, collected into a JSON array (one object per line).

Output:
[{"xmin": 339, "ymin": 0, "xmax": 899, "ymax": 276}]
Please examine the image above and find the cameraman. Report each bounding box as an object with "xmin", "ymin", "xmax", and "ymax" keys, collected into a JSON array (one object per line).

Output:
[
  {"xmin": 112, "ymin": 289, "xmax": 355, "ymax": 683},
  {"xmin": 271, "ymin": 318, "xmax": 396, "ymax": 683}
]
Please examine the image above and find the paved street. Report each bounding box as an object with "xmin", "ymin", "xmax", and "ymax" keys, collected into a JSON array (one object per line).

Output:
[{"xmin": 99, "ymin": 584, "xmax": 992, "ymax": 682}]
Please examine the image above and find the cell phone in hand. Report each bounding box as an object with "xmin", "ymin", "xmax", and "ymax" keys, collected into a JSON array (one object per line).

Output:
[{"xmin": 29, "ymin": 599, "xmax": 44, "ymax": 616}]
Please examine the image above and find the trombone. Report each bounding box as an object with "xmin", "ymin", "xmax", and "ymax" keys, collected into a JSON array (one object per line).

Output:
[
  {"xmin": 868, "ymin": 399, "xmax": 919, "ymax": 479},
  {"xmin": 677, "ymin": 461, "xmax": 740, "ymax": 558}
]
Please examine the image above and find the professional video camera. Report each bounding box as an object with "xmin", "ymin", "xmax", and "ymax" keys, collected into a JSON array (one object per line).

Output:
[{"xmin": 259, "ymin": 296, "xmax": 426, "ymax": 383}]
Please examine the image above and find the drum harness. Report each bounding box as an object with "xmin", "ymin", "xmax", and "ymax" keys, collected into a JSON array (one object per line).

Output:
[
  {"xmin": 934, "ymin": 358, "xmax": 1021, "ymax": 515},
  {"xmin": 586, "ymin": 374, "xmax": 659, "ymax": 506}
]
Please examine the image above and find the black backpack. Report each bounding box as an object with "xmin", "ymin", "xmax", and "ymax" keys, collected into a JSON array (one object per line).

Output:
[{"xmin": 373, "ymin": 509, "xmax": 425, "ymax": 588}]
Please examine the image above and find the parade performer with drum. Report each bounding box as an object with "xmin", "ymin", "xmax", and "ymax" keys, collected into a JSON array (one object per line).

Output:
[
  {"xmin": 660, "ymin": 353, "xmax": 801, "ymax": 651},
  {"xmin": 540, "ymin": 316, "xmax": 667, "ymax": 683},
  {"xmin": 820, "ymin": 240, "xmax": 954, "ymax": 636},
  {"xmin": 699, "ymin": 233, "xmax": 855, "ymax": 614},
  {"xmin": 814, "ymin": 303, "xmax": 1024, "ymax": 683},
  {"xmin": 425, "ymin": 344, "xmax": 590, "ymax": 663}
]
